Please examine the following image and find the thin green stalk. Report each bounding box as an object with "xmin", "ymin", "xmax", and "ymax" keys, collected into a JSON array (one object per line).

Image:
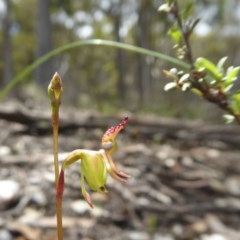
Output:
[
  {"xmin": 52, "ymin": 113, "xmax": 60, "ymax": 185},
  {"xmin": 56, "ymin": 169, "xmax": 64, "ymax": 240},
  {"xmin": 0, "ymin": 39, "xmax": 190, "ymax": 101},
  {"xmin": 53, "ymin": 115, "xmax": 63, "ymax": 240},
  {"xmin": 48, "ymin": 73, "xmax": 63, "ymax": 240}
]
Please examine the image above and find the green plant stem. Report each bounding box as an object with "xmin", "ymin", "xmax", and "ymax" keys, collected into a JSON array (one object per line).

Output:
[
  {"xmin": 48, "ymin": 73, "xmax": 63, "ymax": 240},
  {"xmin": 172, "ymin": 0, "xmax": 194, "ymax": 67},
  {"xmin": 56, "ymin": 198, "xmax": 63, "ymax": 240},
  {"xmin": 0, "ymin": 39, "xmax": 190, "ymax": 101},
  {"xmin": 52, "ymin": 113, "xmax": 60, "ymax": 186},
  {"xmin": 51, "ymin": 111, "xmax": 63, "ymax": 240},
  {"xmin": 52, "ymin": 111, "xmax": 63, "ymax": 239},
  {"xmin": 56, "ymin": 169, "xmax": 65, "ymax": 240},
  {"xmin": 48, "ymin": 73, "xmax": 62, "ymax": 186}
]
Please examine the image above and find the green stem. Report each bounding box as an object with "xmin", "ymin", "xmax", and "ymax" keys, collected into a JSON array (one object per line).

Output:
[
  {"xmin": 56, "ymin": 169, "xmax": 64, "ymax": 240},
  {"xmin": 48, "ymin": 73, "xmax": 62, "ymax": 185},
  {"xmin": 48, "ymin": 73, "xmax": 63, "ymax": 240},
  {"xmin": 53, "ymin": 113, "xmax": 63, "ymax": 240},
  {"xmin": 50, "ymin": 111, "xmax": 63, "ymax": 240},
  {"xmin": 0, "ymin": 39, "xmax": 190, "ymax": 100},
  {"xmin": 52, "ymin": 113, "xmax": 60, "ymax": 186}
]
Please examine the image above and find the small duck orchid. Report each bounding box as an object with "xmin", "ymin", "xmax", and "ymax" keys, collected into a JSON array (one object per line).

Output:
[{"xmin": 57, "ymin": 117, "xmax": 130, "ymax": 208}]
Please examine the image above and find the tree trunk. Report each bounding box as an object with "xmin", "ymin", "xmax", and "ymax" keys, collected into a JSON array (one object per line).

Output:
[
  {"xmin": 105, "ymin": 2, "xmax": 126, "ymax": 106},
  {"xmin": 113, "ymin": 9, "xmax": 126, "ymax": 105},
  {"xmin": 135, "ymin": 0, "xmax": 152, "ymax": 107},
  {"xmin": 35, "ymin": 0, "xmax": 53, "ymax": 88},
  {"xmin": 2, "ymin": 0, "xmax": 13, "ymax": 86}
]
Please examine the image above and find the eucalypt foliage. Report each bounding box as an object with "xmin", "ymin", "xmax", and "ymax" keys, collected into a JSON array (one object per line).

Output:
[
  {"xmin": 57, "ymin": 117, "xmax": 130, "ymax": 208},
  {"xmin": 159, "ymin": 0, "xmax": 240, "ymax": 124}
]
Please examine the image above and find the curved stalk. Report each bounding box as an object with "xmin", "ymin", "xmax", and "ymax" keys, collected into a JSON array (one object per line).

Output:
[{"xmin": 0, "ymin": 39, "xmax": 190, "ymax": 100}]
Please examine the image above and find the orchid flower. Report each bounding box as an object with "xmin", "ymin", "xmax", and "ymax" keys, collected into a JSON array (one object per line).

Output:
[{"xmin": 57, "ymin": 117, "xmax": 130, "ymax": 208}]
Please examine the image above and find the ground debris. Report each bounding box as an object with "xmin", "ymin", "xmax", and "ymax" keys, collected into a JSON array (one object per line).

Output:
[{"xmin": 0, "ymin": 105, "xmax": 240, "ymax": 240}]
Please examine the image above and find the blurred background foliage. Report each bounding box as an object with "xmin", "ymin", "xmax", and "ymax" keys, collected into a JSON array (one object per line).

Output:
[{"xmin": 1, "ymin": 0, "xmax": 240, "ymax": 121}]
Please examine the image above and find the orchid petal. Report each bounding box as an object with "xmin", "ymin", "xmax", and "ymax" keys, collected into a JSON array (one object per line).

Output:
[
  {"xmin": 101, "ymin": 150, "xmax": 130, "ymax": 182},
  {"xmin": 81, "ymin": 151, "xmax": 107, "ymax": 191},
  {"xmin": 81, "ymin": 173, "xmax": 94, "ymax": 208},
  {"xmin": 101, "ymin": 117, "xmax": 128, "ymax": 152}
]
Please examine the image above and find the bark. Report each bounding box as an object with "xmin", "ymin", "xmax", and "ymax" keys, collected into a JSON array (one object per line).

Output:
[
  {"xmin": 35, "ymin": 0, "xmax": 53, "ymax": 88},
  {"xmin": 1, "ymin": 105, "xmax": 240, "ymax": 148},
  {"xmin": 2, "ymin": 0, "xmax": 13, "ymax": 86},
  {"xmin": 135, "ymin": 0, "xmax": 152, "ymax": 107},
  {"xmin": 104, "ymin": 2, "xmax": 126, "ymax": 105},
  {"xmin": 113, "ymin": 12, "xmax": 126, "ymax": 104}
]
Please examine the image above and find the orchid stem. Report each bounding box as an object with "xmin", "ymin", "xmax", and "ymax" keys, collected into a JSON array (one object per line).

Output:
[
  {"xmin": 48, "ymin": 72, "xmax": 63, "ymax": 240},
  {"xmin": 56, "ymin": 169, "xmax": 64, "ymax": 240},
  {"xmin": 53, "ymin": 115, "xmax": 60, "ymax": 186}
]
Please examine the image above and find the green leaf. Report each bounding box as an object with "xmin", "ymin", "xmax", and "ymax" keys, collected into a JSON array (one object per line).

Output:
[
  {"xmin": 191, "ymin": 88, "xmax": 203, "ymax": 96},
  {"xmin": 189, "ymin": 18, "xmax": 200, "ymax": 34},
  {"xmin": 222, "ymin": 66, "xmax": 240, "ymax": 93},
  {"xmin": 224, "ymin": 66, "xmax": 240, "ymax": 84},
  {"xmin": 168, "ymin": 26, "xmax": 182, "ymax": 44},
  {"xmin": 223, "ymin": 114, "xmax": 235, "ymax": 124},
  {"xmin": 195, "ymin": 57, "xmax": 222, "ymax": 80},
  {"xmin": 231, "ymin": 93, "xmax": 240, "ymax": 114},
  {"xmin": 182, "ymin": 0, "xmax": 194, "ymax": 20},
  {"xmin": 217, "ymin": 56, "xmax": 228, "ymax": 73},
  {"xmin": 223, "ymin": 84, "xmax": 234, "ymax": 93},
  {"xmin": 0, "ymin": 39, "xmax": 190, "ymax": 101}
]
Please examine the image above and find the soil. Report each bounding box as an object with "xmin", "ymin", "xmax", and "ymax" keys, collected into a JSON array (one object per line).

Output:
[{"xmin": 0, "ymin": 101, "xmax": 240, "ymax": 240}]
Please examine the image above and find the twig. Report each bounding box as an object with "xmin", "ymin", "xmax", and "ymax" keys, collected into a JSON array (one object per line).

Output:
[
  {"xmin": 170, "ymin": 0, "xmax": 240, "ymax": 125},
  {"xmin": 171, "ymin": 0, "xmax": 194, "ymax": 67}
]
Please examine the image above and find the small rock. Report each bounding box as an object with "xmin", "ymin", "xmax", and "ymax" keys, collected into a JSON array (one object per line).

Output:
[
  {"xmin": 18, "ymin": 208, "xmax": 43, "ymax": 224},
  {"xmin": 0, "ymin": 180, "xmax": 21, "ymax": 210},
  {"xmin": 71, "ymin": 200, "xmax": 109, "ymax": 217},
  {"xmin": 0, "ymin": 229, "xmax": 13, "ymax": 240},
  {"xmin": 201, "ymin": 234, "xmax": 226, "ymax": 240},
  {"xmin": 164, "ymin": 158, "xmax": 176, "ymax": 168},
  {"xmin": 225, "ymin": 177, "xmax": 240, "ymax": 196},
  {"xmin": 71, "ymin": 200, "xmax": 91, "ymax": 214},
  {"xmin": 125, "ymin": 231, "xmax": 150, "ymax": 240},
  {"xmin": 30, "ymin": 190, "xmax": 47, "ymax": 207},
  {"xmin": 153, "ymin": 233, "xmax": 174, "ymax": 240},
  {"xmin": 0, "ymin": 146, "xmax": 11, "ymax": 156},
  {"xmin": 172, "ymin": 224, "xmax": 183, "ymax": 236},
  {"xmin": 191, "ymin": 220, "xmax": 208, "ymax": 233},
  {"xmin": 181, "ymin": 156, "xmax": 193, "ymax": 166}
]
